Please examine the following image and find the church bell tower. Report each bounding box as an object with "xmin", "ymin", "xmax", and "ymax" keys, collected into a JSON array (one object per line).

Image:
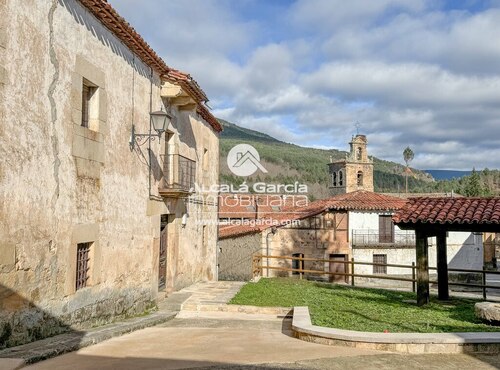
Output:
[{"xmin": 328, "ymin": 134, "xmax": 374, "ymax": 195}]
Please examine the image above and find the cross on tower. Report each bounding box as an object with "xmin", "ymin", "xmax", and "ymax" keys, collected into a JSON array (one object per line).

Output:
[{"xmin": 354, "ymin": 121, "xmax": 361, "ymax": 135}]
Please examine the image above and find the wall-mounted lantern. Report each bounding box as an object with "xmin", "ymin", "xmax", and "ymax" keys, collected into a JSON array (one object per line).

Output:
[{"xmin": 129, "ymin": 109, "xmax": 172, "ymax": 150}]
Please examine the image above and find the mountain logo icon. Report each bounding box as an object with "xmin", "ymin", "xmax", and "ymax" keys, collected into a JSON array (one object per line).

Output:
[{"xmin": 227, "ymin": 144, "xmax": 268, "ymax": 177}]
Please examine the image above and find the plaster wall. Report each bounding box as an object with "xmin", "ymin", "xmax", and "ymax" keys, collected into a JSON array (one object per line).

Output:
[
  {"xmin": 0, "ymin": 0, "xmax": 218, "ymax": 347},
  {"xmin": 218, "ymin": 233, "xmax": 261, "ymax": 281}
]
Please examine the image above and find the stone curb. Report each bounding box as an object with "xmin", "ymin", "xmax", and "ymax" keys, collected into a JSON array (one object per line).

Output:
[
  {"xmin": 292, "ymin": 306, "xmax": 500, "ymax": 354},
  {"xmin": 181, "ymin": 303, "xmax": 292, "ymax": 316},
  {"xmin": 0, "ymin": 311, "xmax": 177, "ymax": 365}
]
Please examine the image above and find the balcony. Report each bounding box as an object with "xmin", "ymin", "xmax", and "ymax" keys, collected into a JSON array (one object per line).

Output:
[
  {"xmin": 159, "ymin": 154, "xmax": 196, "ymax": 198},
  {"xmin": 352, "ymin": 229, "xmax": 415, "ymax": 248}
]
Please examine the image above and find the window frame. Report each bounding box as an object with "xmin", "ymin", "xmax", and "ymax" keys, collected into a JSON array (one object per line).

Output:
[
  {"xmin": 373, "ymin": 254, "xmax": 387, "ymax": 275},
  {"xmin": 76, "ymin": 242, "xmax": 92, "ymax": 291},
  {"xmin": 81, "ymin": 78, "xmax": 98, "ymax": 130}
]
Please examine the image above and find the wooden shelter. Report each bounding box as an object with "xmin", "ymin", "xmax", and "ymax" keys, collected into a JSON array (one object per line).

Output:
[{"xmin": 393, "ymin": 197, "xmax": 500, "ymax": 306}]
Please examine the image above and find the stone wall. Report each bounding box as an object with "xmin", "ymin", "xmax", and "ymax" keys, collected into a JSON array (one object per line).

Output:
[
  {"xmin": 265, "ymin": 212, "xmax": 351, "ymax": 279},
  {"xmin": 0, "ymin": 0, "xmax": 218, "ymax": 348},
  {"xmin": 218, "ymin": 233, "xmax": 261, "ymax": 281}
]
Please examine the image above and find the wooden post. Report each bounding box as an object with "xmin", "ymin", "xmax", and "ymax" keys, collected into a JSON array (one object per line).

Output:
[
  {"xmin": 415, "ymin": 229, "xmax": 430, "ymax": 306},
  {"xmin": 411, "ymin": 262, "xmax": 416, "ymax": 293},
  {"xmin": 482, "ymin": 265, "xmax": 487, "ymax": 301},
  {"xmin": 436, "ymin": 232, "xmax": 449, "ymax": 300},
  {"xmin": 351, "ymin": 258, "xmax": 355, "ymax": 286}
]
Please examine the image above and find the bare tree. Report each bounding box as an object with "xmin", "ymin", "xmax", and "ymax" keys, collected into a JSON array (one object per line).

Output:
[{"xmin": 403, "ymin": 147, "xmax": 414, "ymax": 193}]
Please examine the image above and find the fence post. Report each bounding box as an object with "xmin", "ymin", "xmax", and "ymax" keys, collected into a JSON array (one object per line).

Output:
[
  {"xmin": 482, "ymin": 265, "xmax": 487, "ymax": 301},
  {"xmin": 412, "ymin": 262, "xmax": 416, "ymax": 293},
  {"xmin": 351, "ymin": 258, "xmax": 355, "ymax": 286}
]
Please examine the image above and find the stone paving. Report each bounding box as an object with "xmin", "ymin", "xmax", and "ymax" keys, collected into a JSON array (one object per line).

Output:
[
  {"xmin": 0, "ymin": 281, "xmax": 244, "ymax": 368},
  {"xmin": 22, "ymin": 316, "xmax": 500, "ymax": 370},
  {"xmin": 179, "ymin": 281, "xmax": 246, "ymax": 309}
]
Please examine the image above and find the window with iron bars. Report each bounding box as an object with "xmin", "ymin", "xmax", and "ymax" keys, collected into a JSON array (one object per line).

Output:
[
  {"xmin": 76, "ymin": 242, "xmax": 92, "ymax": 291},
  {"xmin": 373, "ymin": 254, "xmax": 387, "ymax": 275}
]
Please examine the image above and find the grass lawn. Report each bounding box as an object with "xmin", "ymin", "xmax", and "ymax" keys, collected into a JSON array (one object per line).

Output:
[{"xmin": 229, "ymin": 278, "xmax": 500, "ymax": 333}]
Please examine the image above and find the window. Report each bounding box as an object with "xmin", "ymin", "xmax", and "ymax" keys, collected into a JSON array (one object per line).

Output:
[
  {"xmin": 292, "ymin": 253, "xmax": 304, "ymax": 275},
  {"xmin": 332, "ymin": 172, "xmax": 337, "ymax": 186},
  {"xmin": 373, "ymin": 254, "xmax": 387, "ymax": 274},
  {"xmin": 81, "ymin": 79, "xmax": 97, "ymax": 129},
  {"xmin": 378, "ymin": 215, "xmax": 394, "ymax": 243},
  {"xmin": 338, "ymin": 170, "xmax": 343, "ymax": 186},
  {"xmin": 357, "ymin": 171, "xmax": 363, "ymax": 186},
  {"xmin": 76, "ymin": 242, "xmax": 92, "ymax": 290}
]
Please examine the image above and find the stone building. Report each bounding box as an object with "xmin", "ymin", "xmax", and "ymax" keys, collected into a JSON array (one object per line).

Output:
[
  {"xmin": 0, "ymin": 0, "xmax": 221, "ymax": 348},
  {"xmin": 328, "ymin": 134, "xmax": 374, "ymax": 195}
]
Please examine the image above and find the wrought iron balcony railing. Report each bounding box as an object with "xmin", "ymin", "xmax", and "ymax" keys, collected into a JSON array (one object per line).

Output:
[
  {"xmin": 159, "ymin": 154, "xmax": 196, "ymax": 198},
  {"xmin": 352, "ymin": 230, "xmax": 415, "ymax": 248}
]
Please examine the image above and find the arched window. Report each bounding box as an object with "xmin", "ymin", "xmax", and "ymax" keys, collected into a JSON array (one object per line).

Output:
[
  {"xmin": 357, "ymin": 171, "xmax": 363, "ymax": 186},
  {"xmin": 356, "ymin": 147, "xmax": 362, "ymax": 161},
  {"xmin": 332, "ymin": 172, "xmax": 337, "ymax": 186},
  {"xmin": 338, "ymin": 170, "xmax": 343, "ymax": 186}
]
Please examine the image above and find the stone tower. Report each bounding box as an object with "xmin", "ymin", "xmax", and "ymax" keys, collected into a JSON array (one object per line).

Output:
[{"xmin": 328, "ymin": 134, "xmax": 374, "ymax": 195}]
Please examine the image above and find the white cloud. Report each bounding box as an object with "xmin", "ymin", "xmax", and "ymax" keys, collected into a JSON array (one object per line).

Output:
[
  {"xmin": 304, "ymin": 61, "xmax": 500, "ymax": 107},
  {"xmin": 109, "ymin": 0, "xmax": 500, "ymax": 170}
]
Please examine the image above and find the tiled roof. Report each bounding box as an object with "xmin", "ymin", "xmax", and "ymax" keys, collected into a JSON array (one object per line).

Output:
[
  {"xmin": 218, "ymin": 191, "xmax": 407, "ymax": 239},
  {"xmin": 219, "ymin": 194, "xmax": 298, "ymax": 219},
  {"xmin": 78, "ymin": 0, "xmax": 221, "ymax": 132},
  {"xmin": 166, "ymin": 69, "xmax": 207, "ymax": 103},
  {"xmin": 325, "ymin": 191, "xmax": 407, "ymax": 211},
  {"xmin": 197, "ymin": 106, "xmax": 223, "ymax": 132},
  {"xmin": 393, "ymin": 197, "xmax": 500, "ymax": 225},
  {"xmin": 219, "ymin": 224, "xmax": 262, "ymax": 239},
  {"xmin": 382, "ymin": 192, "xmax": 463, "ymax": 199}
]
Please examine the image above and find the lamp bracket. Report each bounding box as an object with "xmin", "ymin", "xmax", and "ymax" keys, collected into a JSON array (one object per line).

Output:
[{"xmin": 129, "ymin": 124, "xmax": 162, "ymax": 151}]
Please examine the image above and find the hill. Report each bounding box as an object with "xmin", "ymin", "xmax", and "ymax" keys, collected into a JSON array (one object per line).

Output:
[
  {"xmin": 425, "ymin": 170, "xmax": 471, "ymax": 180},
  {"xmin": 218, "ymin": 119, "xmax": 434, "ymax": 199}
]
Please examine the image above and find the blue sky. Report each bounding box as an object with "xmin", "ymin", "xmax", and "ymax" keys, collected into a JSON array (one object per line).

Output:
[{"xmin": 110, "ymin": 0, "xmax": 500, "ymax": 170}]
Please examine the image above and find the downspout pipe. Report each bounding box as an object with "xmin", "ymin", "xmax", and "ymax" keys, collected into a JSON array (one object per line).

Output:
[{"xmin": 266, "ymin": 227, "xmax": 277, "ymax": 277}]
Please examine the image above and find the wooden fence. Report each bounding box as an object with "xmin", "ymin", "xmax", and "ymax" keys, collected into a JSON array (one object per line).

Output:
[{"xmin": 252, "ymin": 254, "xmax": 500, "ymax": 300}]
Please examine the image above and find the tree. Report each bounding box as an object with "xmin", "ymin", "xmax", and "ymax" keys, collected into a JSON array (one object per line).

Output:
[
  {"xmin": 403, "ymin": 147, "xmax": 414, "ymax": 193},
  {"xmin": 464, "ymin": 168, "xmax": 483, "ymax": 196},
  {"xmin": 403, "ymin": 147, "xmax": 414, "ymax": 167}
]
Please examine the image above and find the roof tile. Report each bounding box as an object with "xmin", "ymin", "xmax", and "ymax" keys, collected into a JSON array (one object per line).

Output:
[
  {"xmin": 393, "ymin": 197, "xmax": 500, "ymax": 225},
  {"xmin": 219, "ymin": 191, "xmax": 407, "ymax": 239}
]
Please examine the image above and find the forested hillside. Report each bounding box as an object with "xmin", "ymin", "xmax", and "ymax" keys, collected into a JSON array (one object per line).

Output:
[{"xmin": 218, "ymin": 119, "xmax": 434, "ymax": 199}]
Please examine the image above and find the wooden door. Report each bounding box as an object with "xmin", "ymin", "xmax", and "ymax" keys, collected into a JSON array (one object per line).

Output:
[
  {"xmin": 379, "ymin": 215, "xmax": 394, "ymax": 243},
  {"xmin": 329, "ymin": 254, "xmax": 347, "ymax": 283},
  {"xmin": 158, "ymin": 223, "xmax": 167, "ymax": 291}
]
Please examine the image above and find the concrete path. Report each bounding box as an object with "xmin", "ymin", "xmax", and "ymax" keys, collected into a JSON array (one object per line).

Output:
[{"xmin": 23, "ymin": 317, "xmax": 500, "ymax": 370}]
